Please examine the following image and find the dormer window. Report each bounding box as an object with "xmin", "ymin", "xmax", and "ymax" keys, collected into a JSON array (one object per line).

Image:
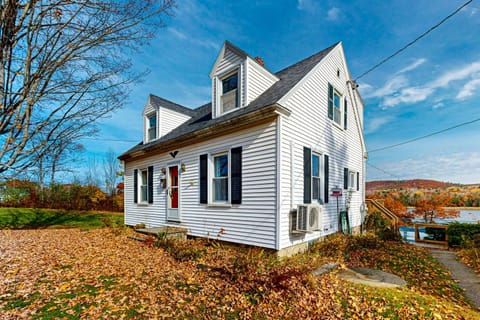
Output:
[
  {"xmin": 220, "ymin": 71, "xmax": 238, "ymax": 114},
  {"xmin": 147, "ymin": 114, "xmax": 157, "ymax": 141}
]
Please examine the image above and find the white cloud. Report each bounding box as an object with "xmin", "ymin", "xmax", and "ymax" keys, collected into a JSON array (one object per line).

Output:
[
  {"xmin": 397, "ymin": 58, "xmax": 427, "ymax": 74},
  {"xmin": 297, "ymin": 0, "xmax": 314, "ymax": 10},
  {"xmin": 381, "ymin": 87, "xmax": 433, "ymax": 108},
  {"xmin": 430, "ymin": 62, "xmax": 480, "ymax": 88},
  {"xmin": 369, "ymin": 152, "xmax": 480, "ymax": 184},
  {"xmin": 363, "ymin": 75, "xmax": 408, "ymax": 99},
  {"xmin": 168, "ymin": 27, "xmax": 187, "ymax": 40},
  {"xmin": 168, "ymin": 27, "xmax": 218, "ymax": 51},
  {"xmin": 327, "ymin": 7, "xmax": 340, "ymax": 21},
  {"xmin": 456, "ymin": 78, "xmax": 480, "ymax": 99},
  {"xmin": 365, "ymin": 116, "xmax": 392, "ymax": 134},
  {"xmin": 432, "ymin": 102, "xmax": 444, "ymax": 109},
  {"xmin": 366, "ymin": 60, "xmax": 480, "ymax": 107}
]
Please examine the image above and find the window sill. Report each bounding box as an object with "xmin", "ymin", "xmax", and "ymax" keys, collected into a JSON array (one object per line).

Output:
[
  {"xmin": 330, "ymin": 120, "xmax": 344, "ymax": 131},
  {"xmin": 206, "ymin": 203, "xmax": 232, "ymax": 208},
  {"xmin": 137, "ymin": 202, "xmax": 150, "ymax": 206}
]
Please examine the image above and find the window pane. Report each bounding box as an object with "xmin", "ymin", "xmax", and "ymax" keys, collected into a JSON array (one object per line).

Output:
[
  {"xmin": 213, "ymin": 178, "xmax": 228, "ymax": 201},
  {"xmin": 312, "ymin": 177, "xmax": 320, "ymax": 200},
  {"xmin": 333, "ymin": 93, "xmax": 340, "ymax": 109},
  {"xmin": 349, "ymin": 172, "xmax": 355, "ymax": 188},
  {"xmin": 222, "ymin": 74, "xmax": 238, "ymax": 94},
  {"xmin": 141, "ymin": 186, "xmax": 148, "ymax": 202},
  {"xmin": 312, "ymin": 154, "xmax": 319, "ymax": 177},
  {"xmin": 214, "ymin": 155, "xmax": 228, "ymax": 177},
  {"xmin": 149, "ymin": 115, "xmax": 156, "ymax": 128}
]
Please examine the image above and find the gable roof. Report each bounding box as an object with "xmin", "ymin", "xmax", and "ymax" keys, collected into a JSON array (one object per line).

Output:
[
  {"xmin": 148, "ymin": 94, "xmax": 197, "ymax": 117},
  {"xmin": 119, "ymin": 42, "xmax": 339, "ymax": 161}
]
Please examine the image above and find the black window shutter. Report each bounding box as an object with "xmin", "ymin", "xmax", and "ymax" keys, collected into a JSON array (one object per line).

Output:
[
  {"xmin": 199, "ymin": 154, "xmax": 208, "ymax": 204},
  {"xmin": 344, "ymin": 98, "xmax": 348, "ymax": 130},
  {"xmin": 324, "ymin": 155, "xmax": 329, "ymax": 203},
  {"xmin": 133, "ymin": 169, "xmax": 138, "ymax": 203},
  {"xmin": 344, "ymin": 168, "xmax": 349, "ymax": 189},
  {"xmin": 147, "ymin": 166, "xmax": 154, "ymax": 204},
  {"xmin": 357, "ymin": 172, "xmax": 360, "ymax": 191},
  {"xmin": 303, "ymin": 147, "xmax": 311, "ymax": 204},
  {"xmin": 231, "ymin": 146, "xmax": 242, "ymax": 204},
  {"xmin": 328, "ymin": 83, "xmax": 334, "ymax": 120}
]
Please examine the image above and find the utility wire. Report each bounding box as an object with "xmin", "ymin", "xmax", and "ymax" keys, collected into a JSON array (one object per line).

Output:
[
  {"xmin": 367, "ymin": 161, "xmax": 402, "ymax": 180},
  {"xmin": 355, "ymin": 0, "xmax": 473, "ymax": 81},
  {"xmin": 368, "ymin": 116, "xmax": 480, "ymax": 153}
]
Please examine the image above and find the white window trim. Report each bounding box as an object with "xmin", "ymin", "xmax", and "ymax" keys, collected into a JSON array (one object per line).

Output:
[
  {"xmin": 145, "ymin": 112, "xmax": 157, "ymax": 142},
  {"xmin": 209, "ymin": 151, "xmax": 231, "ymax": 205},
  {"xmin": 311, "ymin": 151, "xmax": 324, "ymax": 204},
  {"xmin": 216, "ymin": 67, "xmax": 241, "ymax": 117},
  {"xmin": 332, "ymin": 88, "xmax": 342, "ymax": 128},
  {"xmin": 138, "ymin": 168, "xmax": 149, "ymax": 204},
  {"xmin": 348, "ymin": 169, "xmax": 356, "ymax": 191}
]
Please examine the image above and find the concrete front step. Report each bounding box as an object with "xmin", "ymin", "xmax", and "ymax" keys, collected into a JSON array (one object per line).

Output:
[{"xmin": 135, "ymin": 226, "xmax": 188, "ymax": 240}]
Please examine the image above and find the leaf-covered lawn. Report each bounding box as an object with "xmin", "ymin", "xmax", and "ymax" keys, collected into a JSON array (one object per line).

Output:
[{"xmin": 1, "ymin": 229, "xmax": 479, "ymax": 319}]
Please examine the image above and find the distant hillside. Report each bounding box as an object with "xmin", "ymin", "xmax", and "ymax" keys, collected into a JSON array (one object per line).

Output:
[{"xmin": 366, "ymin": 179, "xmax": 455, "ymax": 191}]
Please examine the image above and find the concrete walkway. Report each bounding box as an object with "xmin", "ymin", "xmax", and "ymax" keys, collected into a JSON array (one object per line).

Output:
[{"xmin": 430, "ymin": 250, "xmax": 480, "ymax": 309}]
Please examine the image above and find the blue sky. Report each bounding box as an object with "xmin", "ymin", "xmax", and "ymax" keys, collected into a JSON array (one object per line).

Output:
[{"xmin": 83, "ymin": 0, "xmax": 480, "ymax": 184}]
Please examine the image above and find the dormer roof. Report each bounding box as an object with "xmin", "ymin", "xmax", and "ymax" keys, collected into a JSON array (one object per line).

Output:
[
  {"xmin": 147, "ymin": 94, "xmax": 196, "ymax": 117},
  {"xmin": 209, "ymin": 40, "xmax": 277, "ymax": 79}
]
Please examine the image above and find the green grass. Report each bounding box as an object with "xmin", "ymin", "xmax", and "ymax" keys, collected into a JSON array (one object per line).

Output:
[{"xmin": 0, "ymin": 207, "xmax": 123, "ymax": 229}]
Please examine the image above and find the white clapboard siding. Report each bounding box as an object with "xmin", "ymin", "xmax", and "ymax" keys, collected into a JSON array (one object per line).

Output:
[
  {"xmin": 159, "ymin": 108, "xmax": 191, "ymax": 137},
  {"xmin": 277, "ymin": 44, "xmax": 365, "ymax": 250},
  {"xmin": 124, "ymin": 120, "xmax": 279, "ymax": 249},
  {"xmin": 246, "ymin": 58, "xmax": 278, "ymax": 105}
]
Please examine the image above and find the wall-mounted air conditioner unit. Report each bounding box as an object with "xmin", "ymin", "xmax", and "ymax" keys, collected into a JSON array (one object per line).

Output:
[{"xmin": 296, "ymin": 204, "xmax": 322, "ymax": 232}]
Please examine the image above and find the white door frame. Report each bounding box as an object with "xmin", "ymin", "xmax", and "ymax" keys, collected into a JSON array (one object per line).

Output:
[{"xmin": 166, "ymin": 162, "xmax": 181, "ymax": 222}]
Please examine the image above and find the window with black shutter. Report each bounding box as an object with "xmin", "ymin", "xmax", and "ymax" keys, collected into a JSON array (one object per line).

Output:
[
  {"xmin": 133, "ymin": 169, "xmax": 138, "ymax": 203},
  {"xmin": 344, "ymin": 98, "xmax": 348, "ymax": 130},
  {"xmin": 324, "ymin": 155, "xmax": 329, "ymax": 203},
  {"xmin": 199, "ymin": 154, "xmax": 208, "ymax": 204},
  {"xmin": 148, "ymin": 166, "xmax": 154, "ymax": 204},
  {"xmin": 200, "ymin": 148, "xmax": 242, "ymax": 205},
  {"xmin": 328, "ymin": 83, "xmax": 334, "ymax": 120},
  {"xmin": 303, "ymin": 147, "xmax": 311, "ymax": 204},
  {"xmin": 357, "ymin": 172, "xmax": 360, "ymax": 191},
  {"xmin": 231, "ymin": 147, "xmax": 242, "ymax": 204}
]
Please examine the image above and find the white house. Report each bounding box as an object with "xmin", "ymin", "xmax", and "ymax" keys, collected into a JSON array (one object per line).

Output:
[{"xmin": 119, "ymin": 41, "xmax": 367, "ymax": 255}]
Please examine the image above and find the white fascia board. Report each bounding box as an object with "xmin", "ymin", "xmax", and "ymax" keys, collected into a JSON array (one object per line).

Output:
[{"xmin": 209, "ymin": 44, "xmax": 226, "ymax": 78}]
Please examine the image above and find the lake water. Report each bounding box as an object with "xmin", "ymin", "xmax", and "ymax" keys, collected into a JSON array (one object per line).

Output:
[{"xmin": 400, "ymin": 208, "xmax": 480, "ymax": 242}]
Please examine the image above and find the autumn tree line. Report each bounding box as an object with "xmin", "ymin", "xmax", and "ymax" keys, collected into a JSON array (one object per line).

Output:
[
  {"xmin": 367, "ymin": 187, "xmax": 480, "ymax": 223},
  {"xmin": 0, "ymin": 179, "xmax": 124, "ymax": 212},
  {"xmin": 0, "ymin": 150, "xmax": 124, "ymax": 212}
]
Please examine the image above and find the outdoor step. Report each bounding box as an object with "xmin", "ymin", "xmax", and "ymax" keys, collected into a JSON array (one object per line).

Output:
[{"xmin": 135, "ymin": 226, "xmax": 188, "ymax": 240}]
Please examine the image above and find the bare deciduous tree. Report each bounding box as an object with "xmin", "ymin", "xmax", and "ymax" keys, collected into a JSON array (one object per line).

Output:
[
  {"xmin": 0, "ymin": 0, "xmax": 175, "ymax": 177},
  {"xmin": 103, "ymin": 148, "xmax": 118, "ymax": 197}
]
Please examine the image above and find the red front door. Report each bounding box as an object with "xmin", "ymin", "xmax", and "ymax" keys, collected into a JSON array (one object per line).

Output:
[{"xmin": 169, "ymin": 166, "xmax": 179, "ymax": 209}]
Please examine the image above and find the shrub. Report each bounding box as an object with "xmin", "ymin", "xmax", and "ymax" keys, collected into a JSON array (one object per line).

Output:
[
  {"xmin": 364, "ymin": 210, "xmax": 401, "ymax": 241},
  {"xmin": 447, "ymin": 223, "xmax": 480, "ymax": 247}
]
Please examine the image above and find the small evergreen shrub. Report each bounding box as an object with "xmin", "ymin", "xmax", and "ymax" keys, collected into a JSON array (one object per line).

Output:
[{"xmin": 447, "ymin": 223, "xmax": 480, "ymax": 247}]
